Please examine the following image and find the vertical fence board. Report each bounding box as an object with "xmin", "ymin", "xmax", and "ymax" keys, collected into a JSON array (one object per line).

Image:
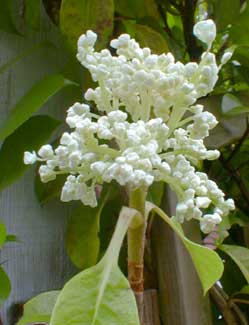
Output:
[
  {"xmin": 152, "ymin": 188, "xmax": 212, "ymax": 325},
  {"xmin": 0, "ymin": 28, "xmax": 77, "ymax": 324}
]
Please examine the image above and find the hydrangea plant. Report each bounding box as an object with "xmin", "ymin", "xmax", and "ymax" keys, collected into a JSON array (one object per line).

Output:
[{"xmin": 23, "ymin": 19, "xmax": 234, "ymax": 324}]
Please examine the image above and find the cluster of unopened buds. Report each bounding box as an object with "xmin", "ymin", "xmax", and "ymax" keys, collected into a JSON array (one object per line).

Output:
[{"xmin": 24, "ymin": 19, "xmax": 234, "ymax": 233}]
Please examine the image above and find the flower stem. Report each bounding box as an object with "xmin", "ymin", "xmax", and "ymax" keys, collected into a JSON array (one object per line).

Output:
[{"xmin": 128, "ymin": 187, "xmax": 148, "ymax": 324}]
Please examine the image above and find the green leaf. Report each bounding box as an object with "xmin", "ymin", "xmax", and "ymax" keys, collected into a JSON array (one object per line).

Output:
[
  {"xmin": 66, "ymin": 188, "xmax": 111, "ymax": 269},
  {"xmin": 0, "ymin": 266, "xmax": 11, "ymax": 306},
  {"xmin": 0, "ymin": 74, "xmax": 77, "ymax": 141},
  {"xmin": 233, "ymin": 285, "xmax": 249, "ymax": 296},
  {"xmin": 5, "ymin": 234, "xmax": 17, "ymax": 242},
  {"xmin": 220, "ymin": 244, "xmax": 249, "ymax": 283},
  {"xmin": 0, "ymin": 115, "xmax": 60, "ymax": 191},
  {"xmin": 60, "ymin": 0, "xmax": 114, "ymax": 51},
  {"xmin": 135, "ymin": 24, "xmax": 169, "ymax": 54},
  {"xmin": 146, "ymin": 202, "xmax": 224, "ymax": 294},
  {"xmin": 50, "ymin": 207, "xmax": 140, "ymax": 325},
  {"xmin": 23, "ymin": 0, "xmax": 42, "ymax": 30},
  {"xmin": 230, "ymin": 5, "xmax": 249, "ymax": 46},
  {"xmin": 0, "ymin": 0, "xmax": 18, "ymax": 34},
  {"xmin": 0, "ymin": 222, "xmax": 7, "ymax": 248},
  {"xmin": 115, "ymin": 0, "xmax": 160, "ymax": 20},
  {"xmin": 214, "ymin": 0, "xmax": 240, "ymax": 30},
  {"xmin": 17, "ymin": 290, "xmax": 60, "ymax": 325},
  {"xmin": 147, "ymin": 181, "xmax": 164, "ymax": 206}
]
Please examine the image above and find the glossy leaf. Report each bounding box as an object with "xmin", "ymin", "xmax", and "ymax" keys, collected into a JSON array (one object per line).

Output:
[
  {"xmin": 0, "ymin": 1, "xmax": 17, "ymax": 34},
  {"xmin": 60, "ymin": 0, "xmax": 114, "ymax": 51},
  {"xmin": 230, "ymin": 5, "xmax": 249, "ymax": 46},
  {"xmin": 50, "ymin": 207, "xmax": 139, "ymax": 325},
  {"xmin": 146, "ymin": 202, "xmax": 224, "ymax": 294},
  {"xmin": 214, "ymin": 0, "xmax": 240, "ymax": 30},
  {"xmin": 0, "ymin": 115, "xmax": 60, "ymax": 191},
  {"xmin": 0, "ymin": 74, "xmax": 77, "ymax": 141},
  {"xmin": 23, "ymin": 0, "xmax": 42, "ymax": 30},
  {"xmin": 17, "ymin": 290, "xmax": 60, "ymax": 325},
  {"xmin": 220, "ymin": 244, "xmax": 249, "ymax": 283},
  {"xmin": 236, "ymin": 285, "xmax": 249, "ymax": 295},
  {"xmin": 115, "ymin": 0, "xmax": 160, "ymax": 20},
  {"xmin": 0, "ymin": 266, "xmax": 11, "ymax": 306},
  {"xmin": 66, "ymin": 187, "xmax": 112, "ymax": 269},
  {"xmin": 0, "ymin": 222, "xmax": 6, "ymax": 248},
  {"xmin": 135, "ymin": 24, "xmax": 169, "ymax": 54},
  {"xmin": 147, "ymin": 181, "xmax": 164, "ymax": 206}
]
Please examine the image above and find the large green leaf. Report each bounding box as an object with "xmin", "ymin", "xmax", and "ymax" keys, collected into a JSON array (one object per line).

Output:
[
  {"xmin": 0, "ymin": 0, "xmax": 18, "ymax": 34},
  {"xmin": 0, "ymin": 222, "xmax": 6, "ymax": 248},
  {"xmin": 66, "ymin": 188, "xmax": 111, "ymax": 269},
  {"xmin": 147, "ymin": 181, "xmax": 164, "ymax": 206},
  {"xmin": 115, "ymin": 0, "xmax": 160, "ymax": 20},
  {"xmin": 220, "ymin": 244, "xmax": 249, "ymax": 283},
  {"xmin": 230, "ymin": 5, "xmax": 249, "ymax": 46},
  {"xmin": 23, "ymin": 0, "xmax": 42, "ymax": 30},
  {"xmin": 135, "ymin": 24, "xmax": 169, "ymax": 54},
  {"xmin": 17, "ymin": 290, "xmax": 60, "ymax": 325},
  {"xmin": 0, "ymin": 74, "xmax": 77, "ymax": 141},
  {"xmin": 60, "ymin": 0, "xmax": 114, "ymax": 51},
  {"xmin": 232, "ymin": 285, "xmax": 249, "ymax": 297},
  {"xmin": 51, "ymin": 207, "xmax": 140, "ymax": 325},
  {"xmin": 0, "ymin": 266, "xmax": 11, "ymax": 306},
  {"xmin": 214, "ymin": 0, "xmax": 240, "ymax": 30},
  {"xmin": 146, "ymin": 202, "xmax": 224, "ymax": 294},
  {"xmin": 0, "ymin": 115, "xmax": 60, "ymax": 191}
]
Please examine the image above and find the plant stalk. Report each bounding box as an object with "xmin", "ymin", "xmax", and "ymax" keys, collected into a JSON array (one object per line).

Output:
[{"xmin": 128, "ymin": 187, "xmax": 148, "ymax": 325}]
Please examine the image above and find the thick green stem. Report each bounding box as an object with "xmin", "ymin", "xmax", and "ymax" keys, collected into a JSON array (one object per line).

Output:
[{"xmin": 128, "ymin": 187, "xmax": 148, "ymax": 324}]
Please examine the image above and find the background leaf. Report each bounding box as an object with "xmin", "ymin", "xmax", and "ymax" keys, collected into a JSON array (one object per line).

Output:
[
  {"xmin": 51, "ymin": 207, "xmax": 139, "ymax": 325},
  {"xmin": 115, "ymin": 0, "xmax": 160, "ymax": 20},
  {"xmin": 230, "ymin": 5, "xmax": 249, "ymax": 46},
  {"xmin": 66, "ymin": 188, "xmax": 111, "ymax": 269},
  {"xmin": 23, "ymin": 0, "xmax": 43, "ymax": 31},
  {"xmin": 0, "ymin": 266, "xmax": 11, "ymax": 306},
  {"xmin": 60, "ymin": 0, "xmax": 114, "ymax": 51},
  {"xmin": 146, "ymin": 202, "xmax": 224, "ymax": 294},
  {"xmin": 17, "ymin": 290, "xmax": 60, "ymax": 325},
  {"xmin": 214, "ymin": 0, "xmax": 240, "ymax": 30},
  {"xmin": 135, "ymin": 24, "xmax": 169, "ymax": 54},
  {"xmin": 0, "ymin": 0, "xmax": 18, "ymax": 34},
  {"xmin": 0, "ymin": 115, "xmax": 60, "ymax": 191},
  {"xmin": 0, "ymin": 74, "xmax": 77, "ymax": 141},
  {"xmin": 220, "ymin": 244, "xmax": 249, "ymax": 283},
  {"xmin": 0, "ymin": 222, "xmax": 7, "ymax": 248}
]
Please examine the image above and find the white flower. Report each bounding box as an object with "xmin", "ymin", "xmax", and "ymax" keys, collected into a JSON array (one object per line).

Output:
[
  {"xmin": 24, "ymin": 151, "xmax": 37, "ymax": 164},
  {"xmin": 24, "ymin": 19, "xmax": 235, "ymax": 233},
  {"xmin": 193, "ymin": 19, "xmax": 216, "ymax": 47}
]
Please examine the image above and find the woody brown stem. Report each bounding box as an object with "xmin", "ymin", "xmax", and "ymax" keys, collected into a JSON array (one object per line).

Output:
[{"xmin": 128, "ymin": 188, "xmax": 148, "ymax": 324}]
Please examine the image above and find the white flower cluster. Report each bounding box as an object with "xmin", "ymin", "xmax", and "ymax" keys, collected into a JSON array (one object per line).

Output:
[{"xmin": 24, "ymin": 20, "xmax": 235, "ymax": 233}]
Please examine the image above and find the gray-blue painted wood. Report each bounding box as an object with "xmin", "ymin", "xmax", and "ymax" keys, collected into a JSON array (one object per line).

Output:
[{"xmin": 0, "ymin": 26, "xmax": 77, "ymax": 324}]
